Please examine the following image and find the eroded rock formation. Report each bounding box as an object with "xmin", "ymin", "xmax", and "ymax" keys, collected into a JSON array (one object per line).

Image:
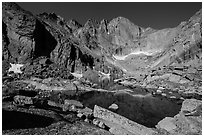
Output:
[{"xmin": 2, "ymin": 2, "xmax": 202, "ymax": 135}]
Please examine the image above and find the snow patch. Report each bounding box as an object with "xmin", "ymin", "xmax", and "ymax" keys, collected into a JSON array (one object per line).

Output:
[
  {"xmin": 8, "ymin": 63, "xmax": 24, "ymax": 74},
  {"xmin": 113, "ymin": 50, "xmax": 160, "ymax": 60},
  {"xmin": 70, "ymin": 72, "xmax": 83, "ymax": 78}
]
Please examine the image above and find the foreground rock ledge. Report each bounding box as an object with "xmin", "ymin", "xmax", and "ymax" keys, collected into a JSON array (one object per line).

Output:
[{"xmin": 93, "ymin": 105, "xmax": 157, "ymax": 135}]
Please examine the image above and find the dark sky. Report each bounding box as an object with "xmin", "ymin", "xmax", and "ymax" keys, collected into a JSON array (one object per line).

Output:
[{"xmin": 17, "ymin": 2, "xmax": 201, "ymax": 29}]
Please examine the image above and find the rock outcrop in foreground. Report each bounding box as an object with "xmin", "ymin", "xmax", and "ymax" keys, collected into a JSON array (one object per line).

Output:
[{"xmin": 2, "ymin": 2, "xmax": 202, "ymax": 135}]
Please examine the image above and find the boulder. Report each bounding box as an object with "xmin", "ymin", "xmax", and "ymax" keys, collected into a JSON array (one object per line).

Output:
[
  {"xmin": 173, "ymin": 113, "xmax": 202, "ymax": 134},
  {"xmin": 93, "ymin": 105, "xmax": 157, "ymax": 135},
  {"xmin": 63, "ymin": 99, "xmax": 83, "ymax": 112},
  {"xmin": 64, "ymin": 99, "xmax": 83, "ymax": 108},
  {"xmin": 156, "ymin": 117, "xmax": 177, "ymax": 132},
  {"xmin": 169, "ymin": 74, "xmax": 181, "ymax": 83},
  {"xmin": 108, "ymin": 103, "xmax": 119, "ymax": 110},
  {"xmin": 156, "ymin": 98, "xmax": 202, "ymax": 135},
  {"xmin": 47, "ymin": 100, "xmax": 62, "ymax": 108},
  {"xmin": 13, "ymin": 95, "xmax": 33, "ymax": 106},
  {"xmin": 181, "ymin": 99, "xmax": 202, "ymax": 116},
  {"xmin": 77, "ymin": 107, "xmax": 93, "ymax": 118}
]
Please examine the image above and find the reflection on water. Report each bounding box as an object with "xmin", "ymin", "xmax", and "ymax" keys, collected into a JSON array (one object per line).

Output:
[{"xmin": 79, "ymin": 87, "xmax": 182, "ymax": 128}]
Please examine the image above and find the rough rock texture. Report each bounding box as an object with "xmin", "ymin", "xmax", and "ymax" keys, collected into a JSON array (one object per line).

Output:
[
  {"xmin": 21, "ymin": 57, "xmax": 73, "ymax": 79},
  {"xmin": 156, "ymin": 98, "xmax": 202, "ymax": 135},
  {"xmin": 156, "ymin": 117, "xmax": 177, "ymax": 132},
  {"xmin": 181, "ymin": 99, "xmax": 202, "ymax": 114},
  {"xmin": 2, "ymin": 2, "xmax": 36, "ymax": 63},
  {"xmin": 2, "ymin": 2, "xmax": 202, "ymax": 135},
  {"xmin": 3, "ymin": 3, "xmax": 201, "ymax": 78},
  {"xmin": 93, "ymin": 105, "xmax": 157, "ymax": 135}
]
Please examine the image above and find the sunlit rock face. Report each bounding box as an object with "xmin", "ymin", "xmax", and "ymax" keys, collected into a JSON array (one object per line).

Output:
[
  {"xmin": 2, "ymin": 2, "xmax": 36, "ymax": 63},
  {"xmin": 96, "ymin": 10, "xmax": 202, "ymax": 78},
  {"xmin": 2, "ymin": 2, "xmax": 201, "ymax": 82},
  {"xmin": 1, "ymin": 2, "xmax": 202, "ymax": 135},
  {"xmin": 3, "ymin": 3, "xmax": 202, "ymax": 85}
]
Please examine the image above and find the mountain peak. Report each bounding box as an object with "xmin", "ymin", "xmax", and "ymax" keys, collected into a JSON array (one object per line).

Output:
[{"xmin": 2, "ymin": 3, "xmax": 202, "ymax": 135}]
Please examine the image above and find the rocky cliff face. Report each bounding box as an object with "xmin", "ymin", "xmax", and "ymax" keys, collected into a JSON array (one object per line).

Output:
[
  {"xmin": 2, "ymin": 2, "xmax": 36, "ymax": 63},
  {"xmin": 2, "ymin": 2, "xmax": 202, "ymax": 135},
  {"xmin": 2, "ymin": 2, "xmax": 202, "ymax": 91},
  {"xmin": 3, "ymin": 3, "xmax": 201, "ymax": 81}
]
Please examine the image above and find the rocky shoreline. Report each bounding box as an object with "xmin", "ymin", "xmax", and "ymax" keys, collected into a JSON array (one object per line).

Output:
[{"xmin": 2, "ymin": 2, "xmax": 202, "ymax": 135}]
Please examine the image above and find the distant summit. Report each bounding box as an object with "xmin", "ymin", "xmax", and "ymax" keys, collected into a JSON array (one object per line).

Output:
[{"xmin": 2, "ymin": 2, "xmax": 202, "ymax": 80}]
